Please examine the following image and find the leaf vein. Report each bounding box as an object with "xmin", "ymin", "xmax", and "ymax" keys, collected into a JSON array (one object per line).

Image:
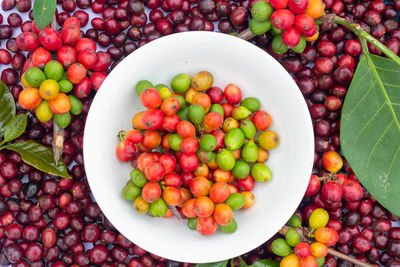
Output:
[
  {"xmin": 387, "ymin": 144, "xmax": 400, "ymax": 178},
  {"xmin": 376, "ymin": 66, "xmax": 400, "ymax": 73},
  {"xmin": 366, "ymin": 120, "xmax": 394, "ymax": 175},
  {"xmin": 345, "ymin": 80, "xmax": 376, "ymax": 117},
  {"xmin": 369, "ymin": 57, "xmax": 400, "ymax": 132},
  {"xmin": 383, "ymin": 82, "xmax": 400, "ymax": 88},
  {"xmin": 353, "ymin": 102, "xmax": 386, "ymax": 143}
]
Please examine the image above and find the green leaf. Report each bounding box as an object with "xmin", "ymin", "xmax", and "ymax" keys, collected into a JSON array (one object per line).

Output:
[
  {"xmin": 1, "ymin": 140, "xmax": 71, "ymax": 179},
  {"xmin": 0, "ymin": 81, "xmax": 16, "ymax": 137},
  {"xmin": 32, "ymin": 0, "xmax": 57, "ymax": 30},
  {"xmin": 2, "ymin": 114, "xmax": 27, "ymax": 145},
  {"xmin": 341, "ymin": 54, "xmax": 400, "ymax": 216},
  {"xmin": 195, "ymin": 261, "xmax": 228, "ymax": 267},
  {"xmin": 249, "ymin": 260, "xmax": 280, "ymax": 267},
  {"xmin": 239, "ymin": 257, "xmax": 249, "ymax": 267}
]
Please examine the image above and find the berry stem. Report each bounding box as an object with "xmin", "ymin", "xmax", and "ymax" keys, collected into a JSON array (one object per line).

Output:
[
  {"xmin": 279, "ymin": 225, "xmax": 378, "ymax": 267},
  {"xmin": 119, "ymin": 131, "xmax": 126, "ymax": 141},
  {"xmin": 49, "ymin": 15, "xmax": 65, "ymax": 164},
  {"xmin": 236, "ymin": 28, "xmax": 255, "ymax": 40},
  {"xmin": 52, "ymin": 123, "xmax": 64, "ymax": 164},
  {"xmin": 328, "ymin": 14, "xmax": 400, "ymax": 67},
  {"xmin": 167, "ymin": 205, "xmax": 182, "ymax": 220}
]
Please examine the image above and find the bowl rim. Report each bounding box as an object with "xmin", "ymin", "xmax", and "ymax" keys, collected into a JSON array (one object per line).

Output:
[{"xmin": 83, "ymin": 31, "xmax": 314, "ymax": 263}]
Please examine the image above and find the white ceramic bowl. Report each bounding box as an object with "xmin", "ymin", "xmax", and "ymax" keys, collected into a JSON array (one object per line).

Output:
[{"xmin": 84, "ymin": 31, "xmax": 314, "ymax": 263}]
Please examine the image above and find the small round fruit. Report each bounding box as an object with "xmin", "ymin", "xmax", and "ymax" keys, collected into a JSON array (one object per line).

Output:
[
  {"xmin": 224, "ymin": 84, "xmax": 242, "ymax": 105},
  {"xmin": 241, "ymin": 191, "xmax": 255, "ymax": 209},
  {"xmin": 285, "ymin": 228, "xmax": 301, "ymax": 247},
  {"xmin": 271, "ymin": 9, "xmax": 295, "ymax": 30},
  {"xmin": 226, "ymin": 193, "xmax": 245, "ymax": 210},
  {"xmin": 54, "ymin": 112, "xmax": 71, "ymax": 128},
  {"xmin": 196, "ymin": 216, "xmax": 217, "ymax": 236},
  {"xmin": 294, "ymin": 243, "xmax": 311, "ymax": 259},
  {"xmin": 159, "ymin": 87, "xmax": 172, "ymax": 99},
  {"xmin": 161, "ymin": 97, "xmax": 180, "ymax": 115},
  {"xmin": 194, "ymin": 196, "xmax": 215, "ymax": 218},
  {"xmin": 272, "ymin": 34, "xmax": 289, "ymax": 54},
  {"xmin": 130, "ymin": 169, "xmax": 148, "ymax": 187},
  {"xmin": 68, "ymin": 95, "xmax": 83, "ymax": 115},
  {"xmin": 59, "ymin": 80, "xmax": 73, "ymax": 93},
  {"xmin": 187, "ymin": 217, "xmax": 197, "ymax": 230},
  {"xmin": 249, "ymin": 19, "xmax": 272, "ymax": 35},
  {"xmin": 271, "ymin": 238, "xmax": 292, "ymax": 257},
  {"xmin": 67, "ymin": 63, "xmax": 87, "ymax": 84},
  {"xmin": 280, "ymin": 254, "xmax": 300, "ymax": 267},
  {"xmin": 305, "ymin": 0, "xmax": 325, "ymax": 19},
  {"xmin": 291, "ymin": 35, "xmax": 306, "ymax": 53},
  {"xmin": 44, "ymin": 60, "xmax": 64, "ymax": 81},
  {"xmin": 241, "ymin": 97, "xmax": 260, "ymax": 112},
  {"xmin": 190, "ymin": 176, "xmax": 211, "ymax": 197},
  {"xmin": 39, "ymin": 79, "xmax": 60, "ymax": 100},
  {"xmin": 162, "ymin": 186, "xmax": 182, "ymax": 206},
  {"xmin": 310, "ymin": 242, "xmax": 328, "ymax": 258},
  {"xmin": 282, "ymin": 27, "xmax": 301, "ymax": 48},
  {"xmin": 122, "ymin": 184, "xmax": 141, "ymax": 200},
  {"xmin": 171, "ymin": 73, "xmax": 191, "ymax": 93},
  {"xmin": 140, "ymin": 88, "xmax": 162, "ymax": 109},
  {"xmin": 213, "ymin": 203, "xmax": 233, "ymax": 226},
  {"xmin": 309, "ymin": 208, "xmax": 329, "ymax": 229},
  {"xmin": 220, "ymin": 218, "xmax": 237, "ymax": 233},
  {"xmin": 321, "ymin": 151, "xmax": 343, "ymax": 173},
  {"xmin": 192, "ymin": 71, "xmax": 213, "ymax": 92},
  {"xmin": 257, "ymin": 130, "xmax": 280, "ymax": 150},
  {"xmin": 188, "ymin": 104, "xmax": 205, "ymax": 125},
  {"xmin": 35, "ymin": 100, "xmax": 53, "ymax": 122},
  {"xmin": 133, "ymin": 196, "xmax": 149, "ymax": 214},
  {"xmin": 48, "ymin": 93, "xmax": 71, "ymax": 115},
  {"xmin": 200, "ymin": 134, "xmax": 217, "ymax": 152},
  {"xmin": 300, "ymin": 255, "xmax": 318, "ymax": 267},
  {"xmin": 135, "ymin": 80, "xmax": 153, "ymax": 96},
  {"xmin": 182, "ymin": 199, "xmax": 197, "ymax": 218},
  {"xmin": 251, "ymin": 1, "xmax": 273, "ymax": 22},
  {"xmin": 314, "ymin": 227, "xmax": 339, "ymax": 246},
  {"xmin": 25, "ymin": 67, "xmax": 46, "ymax": 87},
  {"xmin": 149, "ymin": 198, "xmax": 168, "ymax": 217},
  {"xmin": 216, "ymin": 149, "xmax": 235, "ymax": 171},
  {"xmin": 232, "ymin": 160, "xmax": 250, "ymax": 179},
  {"xmin": 252, "ymin": 111, "xmax": 272, "ymax": 130},
  {"xmin": 251, "ymin": 163, "xmax": 272, "ymax": 182},
  {"xmin": 209, "ymin": 182, "xmax": 230, "ymax": 203},
  {"xmin": 287, "ymin": 214, "xmax": 302, "ymax": 228},
  {"xmin": 18, "ymin": 88, "xmax": 42, "ymax": 110},
  {"xmin": 21, "ymin": 73, "xmax": 32, "ymax": 88},
  {"xmin": 168, "ymin": 133, "xmax": 183, "ymax": 151},
  {"xmin": 141, "ymin": 182, "xmax": 161, "ymax": 203}
]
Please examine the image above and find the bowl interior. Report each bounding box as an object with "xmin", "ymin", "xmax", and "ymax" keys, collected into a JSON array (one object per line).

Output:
[{"xmin": 84, "ymin": 31, "xmax": 314, "ymax": 263}]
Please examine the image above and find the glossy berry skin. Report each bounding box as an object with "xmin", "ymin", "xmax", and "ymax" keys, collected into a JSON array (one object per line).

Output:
[
  {"xmin": 321, "ymin": 151, "xmax": 343, "ymax": 173},
  {"xmin": 305, "ymin": 174, "xmax": 320, "ymax": 196},
  {"xmin": 116, "ymin": 140, "xmax": 136, "ymax": 162},
  {"xmin": 294, "ymin": 242, "xmax": 312, "ymax": 259},
  {"xmin": 16, "ymin": 32, "xmax": 40, "ymax": 51},
  {"xmin": 288, "ymin": 0, "xmax": 308, "ymax": 14},
  {"xmin": 271, "ymin": 9, "xmax": 295, "ymax": 30},
  {"xmin": 321, "ymin": 180, "xmax": 342, "ymax": 204},
  {"xmin": 342, "ymin": 180, "xmax": 363, "ymax": 202},
  {"xmin": 282, "ymin": 27, "xmax": 301, "ymax": 47},
  {"xmin": 38, "ymin": 28, "xmax": 62, "ymax": 51}
]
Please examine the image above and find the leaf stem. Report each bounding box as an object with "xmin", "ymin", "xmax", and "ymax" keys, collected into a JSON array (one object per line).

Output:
[{"xmin": 330, "ymin": 15, "xmax": 400, "ymax": 67}]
